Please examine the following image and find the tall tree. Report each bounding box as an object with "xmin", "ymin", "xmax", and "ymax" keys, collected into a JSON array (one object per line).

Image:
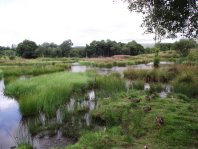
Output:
[
  {"xmin": 60, "ymin": 40, "xmax": 73, "ymax": 57},
  {"xmin": 118, "ymin": 0, "xmax": 198, "ymax": 39},
  {"xmin": 16, "ymin": 40, "xmax": 38, "ymax": 58}
]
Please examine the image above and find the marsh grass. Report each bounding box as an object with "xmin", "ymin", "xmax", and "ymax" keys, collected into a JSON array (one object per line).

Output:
[
  {"xmin": 1, "ymin": 63, "xmax": 70, "ymax": 77},
  {"xmin": 95, "ymin": 73, "xmax": 126, "ymax": 97},
  {"xmin": 0, "ymin": 69, "xmax": 3, "ymax": 80},
  {"xmin": 87, "ymin": 88, "xmax": 198, "ymax": 149},
  {"xmin": 124, "ymin": 68, "xmax": 170, "ymax": 83},
  {"xmin": 150, "ymin": 83, "xmax": 164, "ymax": 93},
  {"xmin": 133, "ymin": 80, "xmax": 145, "ymax": 90},
  {"xmin": 5, "ymin": 72, "xmax": 91, "ymax": 117},
  {"xmin": 66, "ymin": 127, "xmax": 130, "ymax": 149},
  {"xmin": 173, "ymin": 73, "xmax": 198, "ymax": 97}
]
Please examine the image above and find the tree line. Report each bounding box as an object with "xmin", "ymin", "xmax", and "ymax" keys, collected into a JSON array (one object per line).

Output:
[{"xmin": 0, "ymin": 38, "xmax": 197, "ymax": 59}]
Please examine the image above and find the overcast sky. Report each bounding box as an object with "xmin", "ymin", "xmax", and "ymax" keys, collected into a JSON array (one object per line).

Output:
[{"xmin": 0, "ymin": 0, "xmax": 177, "ymax": 47}]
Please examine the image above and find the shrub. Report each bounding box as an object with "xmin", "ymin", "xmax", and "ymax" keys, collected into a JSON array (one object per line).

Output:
[
  {"xmin": 172, "ymin": 39, "xmax": 197, "ymax": 57},
  {"xmin": 154, "ymin": 52, "xmax": 160, "ymax": 68}
]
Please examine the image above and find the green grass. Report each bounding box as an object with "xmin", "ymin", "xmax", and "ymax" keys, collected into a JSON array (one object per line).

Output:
[
  {"xmin": 95, "ymin": 73, "xmax": 126, "ymax": 97},
  {"xmin": 0, "ymin": 69, "xmax": 3, "ymax": 80},
  {"xmin": 1, "ymin": 63, "xmax": 70, "ymax": 77},
  {"xmin": 173, "ymin": 73, "xmax": 198, "ymax": 98},
  {"xmin": 124, "ymin": 68, "xmax": 171, "ymax": 83},
  {"xmin": 17, "ymin": 144, "xmax": 33, "ymax": 149},
  {"xmin": 5, "ymin": 72, "xmax": 91, "ymax": 117},
  {"xmin": 66, "ymin": 89, "xmax": 198, "ymax": 149},
  {"xmin": 133, "ymin": 80, "xmax": 145, "ymax": 90}
]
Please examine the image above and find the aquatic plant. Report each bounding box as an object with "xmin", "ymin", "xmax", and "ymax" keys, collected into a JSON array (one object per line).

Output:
[{"xmin": 5, "ymin": 72, "xmax": 91, "ymax": 117}]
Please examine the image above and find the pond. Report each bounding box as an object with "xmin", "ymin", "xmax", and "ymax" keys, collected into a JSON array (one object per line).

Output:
[
  {"xmin": 0, "ymin": 79, "xmax": 97, "ymax": 149},
  {"xmin": 0, "ymin": 80, "xmax": 21, "ymax": 149},
  {"xmin": 70, "ymin": 61, "xmax": 174, "ymax": 74}
]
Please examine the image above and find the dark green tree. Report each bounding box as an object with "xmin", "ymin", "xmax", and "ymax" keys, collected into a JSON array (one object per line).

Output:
[
  {"xmin": 60, "ymin": 40, "xmax": 73, "ymax": 57},
  {"xmin": 126, "ymin": 40, "xmax": 145, "ymax": 55},
  {"xmin": 16, "ymin": 40, "xmax": 38, "ymax": 58},
  {"xmin": 155, "ymin": 43, "xmax": 173, "ymax": 51},
  {"xmin": 119, "ymin": 0, "xmax": 198, "ymax": 39}
]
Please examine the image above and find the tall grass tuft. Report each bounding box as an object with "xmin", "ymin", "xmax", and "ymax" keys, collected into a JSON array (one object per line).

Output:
[
  {"xmin": 173, "ymin": 73, "xmax": 198, "ymax": 98},
  {"xmin": 5, "ymin": 72, "xmax": 91, "ymax": 117},
  {"xmin": 133, "ymin": 80, "xmax": 145, "ymax": 90},
  {"xmin": 0, "ymin": 70, "xmax": 3, "ymax": 80},
  {"xmin": 95, "ymin": 73, "xmax": 126, "ymax": 97}
]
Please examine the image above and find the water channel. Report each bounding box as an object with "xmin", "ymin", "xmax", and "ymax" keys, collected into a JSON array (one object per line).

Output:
[{"xmin": 0, "ymin": 61, "xmax": 173, "ymax": 148}]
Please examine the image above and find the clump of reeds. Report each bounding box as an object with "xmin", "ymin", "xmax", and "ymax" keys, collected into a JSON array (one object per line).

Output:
[{"xmin": 5, "ymin": 72, "xmax": 91, "ymax": 117}]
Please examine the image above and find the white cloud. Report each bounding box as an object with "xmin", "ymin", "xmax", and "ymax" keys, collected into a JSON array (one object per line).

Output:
[{"xmin": 0, "ymin": 0, "xmax": 175, "ymax": 47}]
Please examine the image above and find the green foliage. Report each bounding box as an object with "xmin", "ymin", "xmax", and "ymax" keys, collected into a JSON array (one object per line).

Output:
[
  {"xmin": 66, "ymin": 127, "xmax": 130, "ymax": 149},
  {"xmin": 154, "ymin": 50, "xmax": 160, "ymax": 68},
  {"xmin": 172, "ymin": 39, "xmax": 197, "ymax": 57},
  {"xmin": 17, "ymin": 40, "xmax": 38, "ymax": 58},
  {"xmin": 95, "ymin": 73, "xmax": 126, "ymax": 97},
  {"xmin": 155, "ymin": 43, "xmax": 173, "ymax": 51},
  {"xmin": 121, "ymin": 0, "xmax": 198, "ymax": 38},
  {"xmin": 84, "ymin": 39, "xmax": 145, "ymax": 57},
  {"xmin": 124, "ymin": 68, "xmax": 171, "ymax": 83},
  {"xmin": 60, "ymin": 39, "xmax": 73, "ymax": 57},
  {"xmin": 150, "ymin": 83, "xmax": 164, "ymax": 93},
  {"xmin": 17, "ymin": 144, "xmax": 33, "ymax": 149},
  {"xmin": 173, "ymin": 73, "xmax": 198, "ymax": 98},
  {"xmin": 1, "ymin": 64, "xmax": 69, "ymax": 77},
  {"xmin": 126, "ymin": 40, "xmax": 145, "ymax": 55},
  {"xmin": 5, "ymin": 72, "xmax": 91, "ymax": 117},
  {"xmin": 0, "ymin": 70, "xmax": 3, "ymax": 80},
  {"xmin": 133, "ymin": 80, "xmax": 145, "ymax": 90},
  {"xmin": 187, "ymin": 48, "xmax": 198, "ymax": 63}
]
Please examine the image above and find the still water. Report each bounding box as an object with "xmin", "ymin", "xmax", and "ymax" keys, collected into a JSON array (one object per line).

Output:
[{"xmin": 0, "ymin": 80, "xmax": 21, "ymax": 149}]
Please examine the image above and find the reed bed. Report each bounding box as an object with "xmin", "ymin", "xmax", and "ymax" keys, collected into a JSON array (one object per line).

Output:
[{"xmin": 5, "ymin": 72, "xmax": 91, "ymax": 117}]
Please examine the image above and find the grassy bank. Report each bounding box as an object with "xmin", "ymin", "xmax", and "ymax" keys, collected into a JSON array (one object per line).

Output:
[
  {"xmin": 1, "ymin": 63, "xmax": 70, "ymax": 77},
  {"xmin": 5, "ymin": 72, "xmax": 92, "ymax": 117},
  {"xmin": 79, "ymin": 50, "xmax": 178, "ymax": 68},
  {"xmin": 66, "ymin": 89, "xmax": 198, "ymax": 149}
]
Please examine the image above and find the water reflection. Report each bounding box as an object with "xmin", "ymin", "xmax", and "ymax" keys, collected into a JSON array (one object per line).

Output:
[
  {"xmin": 70, "ymin": 61, "xmax": 174, "ymax": 74},
  {"xmin": 66, "ymin": 90, "xmax": 96, "ymax": 127},
  {"xmin": 0, "ymin": 80, "xmax": 21, "ymax": 149}
]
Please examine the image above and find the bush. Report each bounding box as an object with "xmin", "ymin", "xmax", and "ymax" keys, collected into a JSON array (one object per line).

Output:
[
  {"xmin": 172, "ymin": 39, "xmax": 197, "ymax": 57},
  {"xmin": 154, "ymin": 52, "xmax": 160, "ymax": 68}
]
